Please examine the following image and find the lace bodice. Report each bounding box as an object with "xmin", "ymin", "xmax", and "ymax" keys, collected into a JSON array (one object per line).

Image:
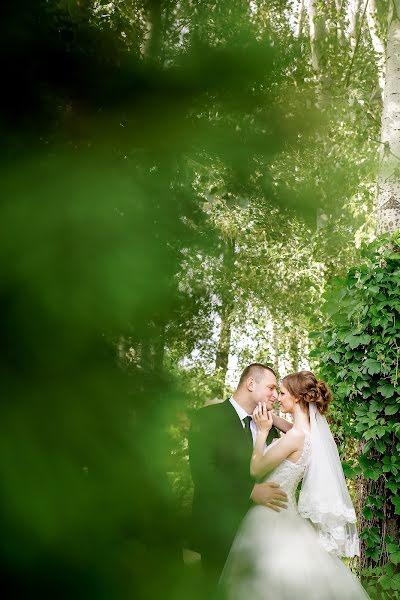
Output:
[{"xmin": 262, "ymin": 431, "xmax": 312, "ymax": 511}]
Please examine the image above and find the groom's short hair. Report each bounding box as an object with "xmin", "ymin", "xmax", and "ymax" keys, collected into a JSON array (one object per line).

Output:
[{"xmin": 238, "ymin": 363, "xmax": 276, "ymax": 387}]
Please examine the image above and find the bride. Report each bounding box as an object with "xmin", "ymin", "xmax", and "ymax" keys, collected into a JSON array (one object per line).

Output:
[{"xmin": 220, "ymin": 371, "xmax": 369, "ymax": 600}]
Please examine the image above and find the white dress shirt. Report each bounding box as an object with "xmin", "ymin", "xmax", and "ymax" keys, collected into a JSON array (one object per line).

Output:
[{"xmin": 229, "ymin": 396, "xmax": 257, "ymax": 446}]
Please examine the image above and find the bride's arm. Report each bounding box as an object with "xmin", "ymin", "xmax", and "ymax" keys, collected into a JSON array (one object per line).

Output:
[
  {"xmin": 251, "ymin": 429, "xmax": 302, "ymax": 479},
  {"xmin": 250, "ymin": 403, "xmax": 302, "ymax": 479}
]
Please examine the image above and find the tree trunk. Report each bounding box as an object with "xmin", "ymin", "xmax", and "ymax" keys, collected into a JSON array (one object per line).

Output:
[
  {"xmin": 296, "ymin": 0, "xmax": 305, "ymax": 38},
  {"xmin": 334, "ymin": 0, "xmax": 346, "ymax": 46},
  {"xmin": 289, "ymin": 335, "xmax": 300, "ymax": 371},
  {"xmin": 366, "ymin": 0, "xmax": 386, "ymax": 96},
  {"xmin": 142, "ymin": 0, "xmax": 163, "ymax": 61},
  {"xmin": 214, "ymin": 240, "xmax": 235, "ymax": 392},
  {"xmin": 308, "ymin": 0, "xmax": 323, "ymax": 72},
  {"xmin": 272, "ymin": 321, "xmax": 280, "ymax": 376},
  {"xmin": 358, "ymin": 442, "xmax": 400, "ymax": 571},
  {"xmin": 215, "ymin": 299, "xmax": 233, "ymax": 374},
  {"xmin": 349, "ymin": 0, "xmax": 362, "ymax": 49},
  {"xmin": 361, "ymin": 14, "xmax": 400, "ymax": 568},
  {"xmin": 376, "ymin": 15, "xmax": 400, "ymax": 234}
]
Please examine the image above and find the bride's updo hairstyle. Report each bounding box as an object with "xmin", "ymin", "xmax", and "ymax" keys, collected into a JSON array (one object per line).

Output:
[{"xmin": 281, "ymin": 371, "xmax": 332, "ymax": 415}]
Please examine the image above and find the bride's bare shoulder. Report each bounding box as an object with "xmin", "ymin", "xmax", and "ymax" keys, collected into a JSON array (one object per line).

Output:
[
  {"xmin": 286, "ymin": 426, "xmax": 304, "ymax": 436},
  {"xmin": 285, "ymin": 427, "xmax": 306, "ymax": 446}
]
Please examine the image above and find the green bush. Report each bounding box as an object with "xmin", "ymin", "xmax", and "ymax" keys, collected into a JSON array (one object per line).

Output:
[{"xmin": 312, "ymin": 233, "xmax": 400, "ymax": 599}]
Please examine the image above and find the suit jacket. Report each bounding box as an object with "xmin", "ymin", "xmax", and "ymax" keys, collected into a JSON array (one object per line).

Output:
[{"xmin": 188, "ymin": 400, "xmax": 279, "ymax": 574}]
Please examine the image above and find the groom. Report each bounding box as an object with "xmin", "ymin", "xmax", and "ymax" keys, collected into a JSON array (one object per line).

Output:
[{"xmin": 188, "ymin": 363, "xmax": 291, "ymax": 584}]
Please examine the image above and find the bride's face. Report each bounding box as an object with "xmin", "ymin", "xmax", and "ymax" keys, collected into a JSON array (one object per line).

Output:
[{"xmin": 278, "ymin": 384, "xmax": 297, "ymax": 414}]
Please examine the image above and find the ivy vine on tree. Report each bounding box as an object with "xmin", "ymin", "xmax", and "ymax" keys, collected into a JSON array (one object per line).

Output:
[{"xmin": 312, "ymin": 233, "xmax": 400, "ymax": 598}]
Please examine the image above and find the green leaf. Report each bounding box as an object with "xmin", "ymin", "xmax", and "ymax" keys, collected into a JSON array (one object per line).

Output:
[
  {"xmin": 376, "ymin": 426, "xmax": 386, "ymax": 438},
  {"xmin": 363, "ymin": 359, "xmax": 381, "ymax": 375},
  {"xmin": 375, "ymin": 440, "xmax": 386, "ymax": 453},
  {"xmin": 356, "ymin": 378, "xmax": 369, "ymax": 390},
  {"xmin": 368, "ymin": 286, "xmax": 380, "ymax": 295},
  {"xmin": 363, "ymin": 466, "xmax": 381, "ymax": 480},
  {"xmin": 386, "ymin": 542, "xmax": 399, "ymax": 554},
  {"xmin": 379, "ymin": 575, "xmax": 393, "ymax": 591},
  {"xmin": 386, "ymin": 481, "xmax": 399, "ymax": 493},
  {"xmin": 377, "ymin": 384, "xmax": 395, "ymax": 398},
  {"xmin": 367, "ymin": 494, "xmax": 384, "ymax": 509},
  {"xmin": 370, "ymin": 399, "xmax": 381, "ymax": 412},
  {"xmin": 366, "ymin": 547, "xmax": 381, "ymax": 562},
  {"xmin": 345, "ymin": 333, "xmax": 371, "ymax": 349},
  {"xmin": 308, "ymin": 348, "xmax": 321, "ymax": 358},
  {"xmin": 362, "ymin": 506, "xmax": 373, "ymax": 520},
  {"xmin": 392, "ymin": 497, "xmax": 400, "ymax": 515},
  {"xmin": 360, "ymin": 526, "xmax": 380, "ymax": 544},
  {"xmin": 390, "ymin": 552, "xmax": 400, "ymax": 565},
  {"xmin": 385, "ymin": 404, "xmax": 399, "ymax": 416},
  {"xmin": 391, "ymin": 573, "xmax": 400, "ymax": 591},
  {"xmin": 330, "ymin": 352, "xmax": 341, "ymax": 363}
]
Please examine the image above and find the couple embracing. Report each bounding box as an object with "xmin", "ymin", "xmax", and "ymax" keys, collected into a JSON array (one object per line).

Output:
[{"xmin": 189, "ymin": 363, "xmax": 369, "ymax": 599}]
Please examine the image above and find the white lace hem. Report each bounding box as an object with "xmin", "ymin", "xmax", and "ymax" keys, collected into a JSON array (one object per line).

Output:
[
  {"xmin": 316, "ymin": 524, "xmax": 360, "ymax": 558},
  {"xmin": 299, "ymin": 505, "xmax": 360, "ymax": 558}
]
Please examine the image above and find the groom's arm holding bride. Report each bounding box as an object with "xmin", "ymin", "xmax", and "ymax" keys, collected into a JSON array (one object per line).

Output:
[
  {"xmin": 271, "ymin": 412, "xmax": 293, "ymax": 433},
  {"xmin": 250, "ymin": 481, "xmax": 288, "ymax": 512}
]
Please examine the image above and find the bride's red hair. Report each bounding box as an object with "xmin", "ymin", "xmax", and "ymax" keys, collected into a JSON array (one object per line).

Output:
[{"xmin": 281, "ymin": 371, "xmax": 332, "ymax": 415}]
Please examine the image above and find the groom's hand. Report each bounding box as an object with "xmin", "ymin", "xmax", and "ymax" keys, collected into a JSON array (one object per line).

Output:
[{"xmin": 250, "ymin": 482, "xmax": 288, "ymax": 512}]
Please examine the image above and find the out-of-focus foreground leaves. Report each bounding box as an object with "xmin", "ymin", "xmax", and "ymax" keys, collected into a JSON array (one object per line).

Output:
[{"xmin": 0, "ymin": 1, "xmax": 320, "ymax": 598}]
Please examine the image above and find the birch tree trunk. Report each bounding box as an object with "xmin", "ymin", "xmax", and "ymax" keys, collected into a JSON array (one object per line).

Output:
[
  {"xmin": 296, "ymin": 0, "xmax": 305, "ymax": 38},
  {"xmin": 376, "ymin": 13, "xmax": 400, "ymax": 234},
  {"xmin": 308, "ymin": 0, "xmax": 323, "ymax": 72},
  {"xmin": 272, "ymin": 321, "xmax": 280, "ymax": 376},
  {"xmin": 334, "ymin": 0, "xmax": 346, "ymax": 46},
  {"xmin": 289, "ymin": 335, "xmax": 300, "ymax": 371},
  {"xmin": 366, "ymin": 0, "xmax": 386, "ymax": 96},
  {"xmin": 349, "ymin": 0, "xmax": 362, "ymax": 48},
  {"xmin": 357, "ymin": 11, "xmax": 400, "ymax": 575},
  {"xmin": 215, "ymin": 299, "xmax": 233, "ymax": 374},
  {"xmin": 214, "ymin": 240, "xmax": 235, "ymax": 394},
  {"xmin": 141, "ymin": 0, "xmax": 163, "ymax": 61}
]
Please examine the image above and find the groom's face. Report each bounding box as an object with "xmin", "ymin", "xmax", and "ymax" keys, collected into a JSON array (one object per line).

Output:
[{"xmin": 251, "ymin": 371, "xmax": 278, "ymax": 410}]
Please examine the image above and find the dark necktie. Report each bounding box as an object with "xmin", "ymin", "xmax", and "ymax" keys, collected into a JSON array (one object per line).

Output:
[{"xmin": 243, "ymin": 416, "xmax": 253, "ymax": 446}]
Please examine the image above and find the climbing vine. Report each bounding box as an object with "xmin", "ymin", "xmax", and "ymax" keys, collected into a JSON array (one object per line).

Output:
[{"xmin": 312, "ymin": 234, "xmax": 400, "ymax": 598}]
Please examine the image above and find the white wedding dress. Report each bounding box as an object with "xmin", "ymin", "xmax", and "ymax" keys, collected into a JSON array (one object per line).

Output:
[{"xmin": 220, "ymin": 432, "xmax": 369, "ymax": 599}]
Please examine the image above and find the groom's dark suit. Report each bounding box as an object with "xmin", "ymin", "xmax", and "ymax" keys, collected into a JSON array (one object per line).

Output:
[{"xmin": 188, "ymin": 400, "xmax": 279, "ymax": 580}]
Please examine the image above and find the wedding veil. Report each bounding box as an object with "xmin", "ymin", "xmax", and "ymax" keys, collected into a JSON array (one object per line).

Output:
[{"xmin": 298, "ymin": 403, "xmax": 360, "ymax": 558}]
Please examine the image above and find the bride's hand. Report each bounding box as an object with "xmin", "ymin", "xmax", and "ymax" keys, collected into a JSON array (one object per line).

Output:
[{"xmin": 253, "ymin": 402, "xmax": 273, "ymax": 434}]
